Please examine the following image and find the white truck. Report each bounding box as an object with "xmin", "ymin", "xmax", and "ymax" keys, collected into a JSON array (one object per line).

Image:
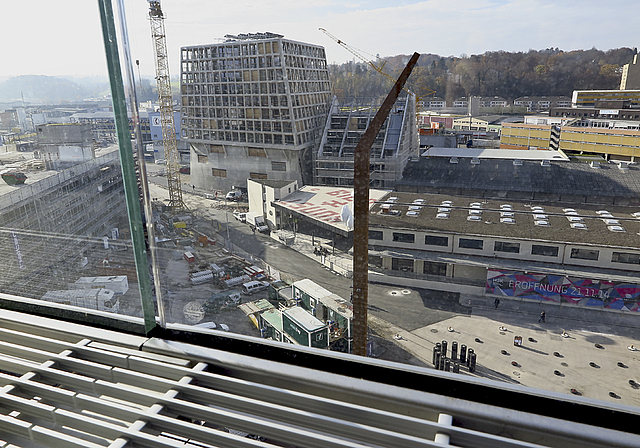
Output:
[
  {"xmin": 245, "ymin": 211, "xmax": 269, "ymax": 233},
  {"xmin": 40, "ymin": 289, "xmax": 119, "ymax": 313}
]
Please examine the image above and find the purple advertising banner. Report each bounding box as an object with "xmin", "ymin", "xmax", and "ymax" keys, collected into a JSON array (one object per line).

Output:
[{"xmin": 486, "ymin": 269, "xmax": 640, "ymax": 311}]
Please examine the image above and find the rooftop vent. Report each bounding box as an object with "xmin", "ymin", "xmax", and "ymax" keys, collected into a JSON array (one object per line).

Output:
[
  {"xmin": 500, "ymin": 217, "xmax": 516, "ymax": 224},
  {"xmin": 436, "ymin": 213, "xmax": 450, "ymax": 219},
  {"xmin": 535, "ymin": 220, "xmax": 550, "ymax": 226},
  {"xmin": 467, "ymin": 215, "xmax": 482, "ymax": 221},
  {"xmin": 541, "ymin": 160, "xmax": 551, "ymax": 167},
  {"xmin": 513, "ymin": 159, "xmax": 523, "ymax": 166},
  {"xmin": 590, "ymin": 161, "xmax": 601, "ymax": 168},
  {"xmin": 571, "ymin": 223, "xmax": 587, "ymax": 229},
  {"xmin": 608, "ymin": 225, "xmax": 626, "ymax": 232},
  {"xmin": 471, "ymin": 158, "xmax": 480, "ymax": 165},
  {"xmin": 450, "ymin": 157, "xmax": 459, "ymax": 164}
]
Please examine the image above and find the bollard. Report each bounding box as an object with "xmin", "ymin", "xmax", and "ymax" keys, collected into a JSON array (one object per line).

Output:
[
  {"xmin": 469, "ymin": 352, "xmax": 477, "ymax": 372},
  {"xmin": 460, "ymin": 344, "xmax": 467, "ymax": 364},
  {"xmin": 441, "ymin": 340, "xmax": 448, "ymax": 358},
  {"xmin": 452, "ymin": 361, "xmax": 460, "ymax": 373},
  {"xmin": 434, "ymin": 343, "xmax": 441, "ymax": 365},
  {"xmin": 433, "ymin": 348, "xmax": 440, "ymax": 367},
  {"xmin": 444, "ymin": 358, "xmax": 451, "ymax": 372},
  {"xmin": 451, "ymin": 341, "xmax": 458, "ymax": 361},
  {"xmin": 440, "ymin": 356, "xmax": 447, "ymax": 371},
  {"xmin": 467, "ymin": 348, "xmax": 474, "ymax": 367}
]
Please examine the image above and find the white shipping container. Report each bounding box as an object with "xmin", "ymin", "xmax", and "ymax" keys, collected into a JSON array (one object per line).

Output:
[
  {"xmin": 41, "ymin": 289, "xmax": 119, "ymax": 313},
  {"xmin": 70, "ymin": 276, "xmax": 129, "ymax": 294}
]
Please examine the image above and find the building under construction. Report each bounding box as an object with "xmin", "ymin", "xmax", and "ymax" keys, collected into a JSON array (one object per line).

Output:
[
  {"xmin": 0, "ymin": 148, "xmax": 126, "ymax": 299},
  {"xmin": 314, "ymin": 95, "xmax": 419, "ymax": 188},
  {"xmin": 181, "ymin": 33, "xmax": 332, "ymax": 191}
]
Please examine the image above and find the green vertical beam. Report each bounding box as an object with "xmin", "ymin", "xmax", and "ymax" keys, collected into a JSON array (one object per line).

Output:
[{"xmin": 98, "ymin": 0, "xmax": 157, "ymax": 333}]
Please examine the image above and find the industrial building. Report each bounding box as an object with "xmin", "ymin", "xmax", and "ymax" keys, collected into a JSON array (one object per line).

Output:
[
  {"xmin": 314, "ymin": 96, "xmax": 418, "ymax": 188},
  {"xmin": 180, "ymin": 32, "xmax": 332, "ymax": 191},
  {"xmin": 367, "ymin": 188, "xmax": 640, "ymax": 310}
]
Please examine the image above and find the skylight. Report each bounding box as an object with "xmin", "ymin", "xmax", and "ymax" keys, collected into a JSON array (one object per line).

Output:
[
  {"xmin": 608, "ymin": 226, "xmax": 626, "ymax": 232},
  {"xmin": 534, "ymin": 220, "xmax": 550, "ymax": 226},
  {"xmin": 571, "ymin": 223, "xmax": 587, "ymax": 229}
]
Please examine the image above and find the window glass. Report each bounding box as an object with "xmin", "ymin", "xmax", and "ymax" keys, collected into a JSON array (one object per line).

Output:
[
  {"xmin": 369, "ymin": 230, "xmax": 383, "ymax": 240},
  {"xmin": 425, "ymin": 235, "xmax": 448, "ymax": 246},
  {"xmin": 570, "ymin": 248, "xmax": 599, "ymax": 261},
  {"xmin": 393, "ymin": 232, "xmax": 415, "ymax": 243},
  {"xmin": 531, "ymin": 244, "xmax": 559, "ymax": 257},
  {"xmin": 611, "ymin": 252, "xmax": 640, "ymax": 264},
  {"xmin": 459, "ymin": 238, "xmax": 483, "ymax": 250},
  {"xmin": 494, "ymin": 241, "xmax": 520, "ymax": 253},
  {"xmin": 391, "ymin": 258, "xmax": 414, "ymax": 272}
]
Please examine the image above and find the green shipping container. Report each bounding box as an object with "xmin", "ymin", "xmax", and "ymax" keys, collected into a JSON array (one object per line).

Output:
[{"xmin": 282, "ymin": 307, "xmax": 329, "ymax": 348}]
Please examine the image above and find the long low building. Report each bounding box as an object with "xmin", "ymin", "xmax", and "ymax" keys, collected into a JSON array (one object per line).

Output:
[{"xmin": 368, "ymin": 191, "xmax": 640, "ymax": 310}]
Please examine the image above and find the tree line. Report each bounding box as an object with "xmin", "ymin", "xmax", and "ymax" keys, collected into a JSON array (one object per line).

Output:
[{"xmin": 329, "ymin": 47, "xmax": 637, "ymax": 104}]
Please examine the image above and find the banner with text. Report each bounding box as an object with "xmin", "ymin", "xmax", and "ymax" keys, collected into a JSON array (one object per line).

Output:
[{"xmin": 486, "ymin": 269, "xmax": 640, "ymax": 311}]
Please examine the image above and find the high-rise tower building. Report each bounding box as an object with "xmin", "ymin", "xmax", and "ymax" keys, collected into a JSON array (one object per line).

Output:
[{"xmin": 180, "ymin": 33, "xmax": 332, "ymax": 191}]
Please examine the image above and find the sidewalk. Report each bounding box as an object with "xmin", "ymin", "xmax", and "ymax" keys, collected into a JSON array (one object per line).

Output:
[{"xmin": 271, "ymin": 231, "xmax": 354, "ymax": 278}]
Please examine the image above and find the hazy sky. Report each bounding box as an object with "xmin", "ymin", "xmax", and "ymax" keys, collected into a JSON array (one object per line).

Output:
[{"xmin": 1, "ymin": 0, "xmax": 637, "ymax": 78}]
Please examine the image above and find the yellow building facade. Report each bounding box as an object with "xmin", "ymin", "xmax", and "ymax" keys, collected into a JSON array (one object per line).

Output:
[
  {"xmin": 500, "ymin": 122, "xmax": 640, "ymax": 160},
  {"xmin": 499, "ymin": 123, "xmax": 552, "ymax": 150}
]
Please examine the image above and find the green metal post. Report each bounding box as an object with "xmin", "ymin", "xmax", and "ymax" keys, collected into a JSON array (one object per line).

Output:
[{"xmin": 97, "ymin": 0, "xmax": 157, "ymax": 333}]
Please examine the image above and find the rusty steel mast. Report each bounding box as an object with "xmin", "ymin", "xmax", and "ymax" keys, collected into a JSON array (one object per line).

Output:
[{"xmin": 148, "ymin": 0, "xmax": 185, "ymax": 212}]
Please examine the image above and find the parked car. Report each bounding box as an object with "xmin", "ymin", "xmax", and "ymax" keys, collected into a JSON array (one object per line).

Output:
[
  {"xmin": 225, "ymin": 190, "xmax": 243, "ymax": 201},
  {"xmin": 241, "ymin": 280, "xmax": 269, "ymax": 295},
  {"xmin": 155, "ymin": 159, "xmax": 166, "ymax": 165},
  {"xmin": 233, "ymin": 211, "xmax": 247, "ymax": 222},
  {"xmin": 179, "ymin": 166, "xmax": 190, "ymax": 174},
  {"xmin": 194, "ymin": 321, "xmax": 230, "ymax": 332}
]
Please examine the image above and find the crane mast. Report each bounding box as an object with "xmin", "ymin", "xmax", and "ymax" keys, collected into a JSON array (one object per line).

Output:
[{"xmin": 148, "ymin": 0, "xmax": 185, "ymax": 212}]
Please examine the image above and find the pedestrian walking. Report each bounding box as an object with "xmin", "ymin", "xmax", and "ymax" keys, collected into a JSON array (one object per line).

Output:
[
  {"xmin": 538, "ymin": 310, "xmax": 546, "ymax": 323},
  {"xmin": 494, "ymin": 298, "xmax": 500, "ymax": 309}
]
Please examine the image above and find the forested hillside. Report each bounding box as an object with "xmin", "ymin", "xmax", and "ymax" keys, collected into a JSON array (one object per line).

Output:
[{"xmin": 329, "ymin": 47, "xmax": 637, "ymax": 103}]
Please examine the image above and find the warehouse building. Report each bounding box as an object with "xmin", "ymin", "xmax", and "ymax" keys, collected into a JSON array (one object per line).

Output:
[{"xmin": 181, "ymin": 32, "xmax": 332, "ymax": 191}]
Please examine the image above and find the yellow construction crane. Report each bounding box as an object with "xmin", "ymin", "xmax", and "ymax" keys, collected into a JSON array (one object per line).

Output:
[
  {"xmin": 319, "ymin": 28, "xmax": 434, "ymax": 108},
  {"xmin": 148, "ymin": 0, "xmax": 185, "ymax": 212}
]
